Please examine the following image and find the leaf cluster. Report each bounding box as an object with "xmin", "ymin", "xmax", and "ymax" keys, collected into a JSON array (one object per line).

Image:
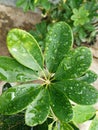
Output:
[{"xmin": 0, "ymin": 22, "xmax": 98, "ymax": 129}]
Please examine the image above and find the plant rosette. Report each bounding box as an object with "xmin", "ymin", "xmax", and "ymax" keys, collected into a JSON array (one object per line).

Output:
[{"xmin": 0, "ymin": 22, "xmax": 98, "ymax": 129}]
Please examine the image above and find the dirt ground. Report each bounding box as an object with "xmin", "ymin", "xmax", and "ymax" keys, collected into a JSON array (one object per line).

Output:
[
  {"xmin": 0, "ymin": 4, "xmax": 41, "ymax": 56},
  {"xmin": 0, "ymin": 4, "xmax": 98, "ymax": 130}
]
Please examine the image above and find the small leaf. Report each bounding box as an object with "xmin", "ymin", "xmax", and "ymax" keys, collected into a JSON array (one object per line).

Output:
[
  {"xmin": 25, "ymin": 88, "xmax": 50, "ymax": 126},
  {"xmin": 0, "ymin": 56, "xmax": 38, "ymax": 82},
  {"xmin": 55, "ymin": 47, "xmax": 92, "ymax": 80},
  {"xmin": 7, "ymin": 29, "xmax": 44, "ymax": 71},
  {"xmin": 76, "ymin": 70, "xmax": 98, "ymax": 83},
  {"xmin": 53, "ymin": 80, "xmax": 98, "ymax": 105},
  {"xmin": 89, "ymin": 116, "xmax": 98, "ymax": 130},
  {"xmin": 16, "ymin": 0, "xmax": 26, "ymax": 6},
  {"xmin": 49, "ymin": 85, "xmax": 73, "ymax": 122},
  {"xmin": 45, "ymin": 22, "xmax": 73, "ymax": 72},
  {"xmin": 0, "ymin": 84, "xmax": 41, "ymax": 114},
  {"xmin": 73, "ymin": 105, "xmax": 96, "ymax": 123}
]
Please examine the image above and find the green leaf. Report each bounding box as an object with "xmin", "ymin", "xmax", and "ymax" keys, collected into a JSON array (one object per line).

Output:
[
  {"xmin": 48, "ymin": 122, "xmax": 74, "ymax": 130},
  {"xmin": 89, "ymin": 116, "xmax": 98, "ymax": 130},
  {"xmin": 68, "ymin": 0, "xmax": 82, "ymax": 9},
  {"xmin": 7, "ymin": 29, "xmax": 44, "ymax": 72},
  {"xmin": 55, "ymin": 80, "xmax": 98, "ymax": 105},
  {"xmin": 25, "ymin": 88, "xmax": 50, "ymax": 126},
  {"xmin": 40, "ymin": 0, "xmax": 51, "ymax": 10},
  {"xmin": 0, "ymin": 84, "xmax": 41, "ymax": 114},
  {"xmin": 49, "ymin": 85, "xmax": 73, "ymax": 122},
  {"xmin": 76, "ymin": 70, "xmax": 98, "ymax": 83},
  {"xmin": 45, "ymin": 22, "xmax": 73, "ymax": 72},
  {"xmin": 73, "ymin": 105, "xmax": 96, "ymax": 123},
  {"xmin": 55, "ymin": 47, "xmax": 92, "ymax": 80},
  {"xmin": 61, "ymin": 123, "xmax": 74, "ymax": 130},
  {"xmin": 71, "ymin": 6, "xmax": 89, "ymax": 26},
  {"xmin": 0, "ymin": 56, "xmax": 39, "ymax": 82}
]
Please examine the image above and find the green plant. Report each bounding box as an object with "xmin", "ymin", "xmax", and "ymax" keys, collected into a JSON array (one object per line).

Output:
[
  {"xmin": 16, "ymin": 0, "xmax": 98, "ymax": 46},
  {"xmin": 16, "ymin": 0, "xmax": 51, "ymax": 11},
  {"xmin": 71, "ymin": 6, "xmax": 89, "ymax": 26},
  {"xmin": 0, "ymin": 22, "xmax": 98, "ymax": 129}
]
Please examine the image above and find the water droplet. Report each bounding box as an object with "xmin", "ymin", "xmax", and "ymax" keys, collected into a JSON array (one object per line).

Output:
[
  {"xmin": 64, "ymin": 88, "xmax": 66, "ymax": 91},
  {"xmin": 76, "ymin": 84, "xmax": 79, "ymax": 87},
  {"xmin": 38, "ymin": 115, "xmax": 41, "ymax": 118},
  {"xmin": 16, "ymin": 74, "xmax": 24, "ymax": 80},
  {"xmin": 64, "ymin": 64, "xmax": 71, "ymax": 70},
  {"xmin": 78, "ymin": 91, "xmax": 83, "ymax": 95},
  {"xmin": 54, "ymin": 49, "xmax": 57, "ymax": 53},
  {"xmin": 11, "ymin": 92, "xmax": 15, "ymax": 100},
  {"xmin": 54, "ymin": 34, "xmax": 56, "ymax": 37},
  {"xmin": 80, "ymin": 56, "xmax": 84, "ymax": 59},
  {"xmin": 52, "ymin": 104, "xmax": 55, "ymax": 107},
  {"xmin": 86, "ymin": 73, "xmax": 89, "ymax": 77},
  {"xmin": 46, "ymin": 106, "xmax": 49, "ymax": 110},
  {"xmin": 74, "ymin": 73, "xmax": 78, "ymax": 78},
  {"xmin": 51, "ymin": 56, "xmax": 55, "ymax": 60},
  {"xmin": 12, "ymin": 48, "xmax": 17, "ymax": 52}
]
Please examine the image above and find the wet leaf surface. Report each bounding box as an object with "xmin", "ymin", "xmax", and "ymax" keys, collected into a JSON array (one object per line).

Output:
[
  {"xmin": 73, "ymin": 105, "xmax": 96, "ymax": 123},
  {"xmin": 0, "ymin": 84, "xmax": 41, "ymax": 114},
  {"xmin": 25, "ymin": 88, "xmax": 50, "ymax": 126},
  {"xmin": 0, "ymin": 56, "xmax": 39, "ymax": 82},
  {"xmin": 55, "ymin": 47, "xmax": 92, "ymax": 80},
  {"xmin": 76, "ymin": 70, "xmax": 98, "ymax": 83},
  {"xmin": 49, "ymin": 85, "xmax": 73, "ymax": 122},
  {"xmin": 7, "ymin": 29, "xmax": 44, "ymax": 71},
  {"xmin": 53, "ymin": 80, "xmax": 98, "ymax": 105},
  {"xmin": 45, "ymin": 22, "xmax": 73, "ymax": 72}
]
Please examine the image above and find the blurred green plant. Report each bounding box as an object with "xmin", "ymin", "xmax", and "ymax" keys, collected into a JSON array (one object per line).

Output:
[
  {"xmin": 16, "ymin": 0, "xmax": 98, "ymax": 46},
  {"xmin": 71, "ymin": 6, "xmax": 90, "ymax": 26},
  {"xmin": 0, "ymin": 22, "xmax": 98, "ymax": 129}
]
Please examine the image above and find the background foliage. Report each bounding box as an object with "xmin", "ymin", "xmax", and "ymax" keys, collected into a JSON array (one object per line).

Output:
[{"xmin": 16, "ymin": 0, "xmax": 98, "ymax": 46}]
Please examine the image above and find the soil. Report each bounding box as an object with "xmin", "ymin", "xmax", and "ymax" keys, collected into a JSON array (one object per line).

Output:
[{"xmin": 0, "ymin": 4, "xmax": 41, "ymax": 56}]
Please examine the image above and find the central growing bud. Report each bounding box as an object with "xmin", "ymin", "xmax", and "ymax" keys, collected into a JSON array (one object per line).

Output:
[{"xmin": 45, "ymin": 79, "xmax": 51, "ymax": 85}]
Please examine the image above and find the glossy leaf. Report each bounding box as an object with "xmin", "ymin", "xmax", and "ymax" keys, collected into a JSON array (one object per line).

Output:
[
  {"xmin": 49, "ymin": 85, "xmax": 73, "ymax": 122},
  {"xmin": 0, "ymin": 56, "xmax": 39, "ymax": 82},
  {"xmin": 73, "ymin": 105, "xmax": 96, "ymax": 123},
  {"xmin": 53, "ymin": 80, "xmax": 98, "ymax": 105},
  {"xmin": 89, "ymin": 116, "xmax": 98, "ymax": 130},
  {"xmin": 7, "ymin": 29, "xmax": 44, "ymax": 71},
  {"xmin": 55, "ymin": 47, "xmax": 92, "ymax": 80},
  {"xmin": 25, "ymin": 88, "xmax": 50, "ymax": 126},
  {"xmin": 45, "ymin": 22, "xmax": 73, "ymax": 72},
  {"xmin": 0, "ymin": 84, "xmax": 41, "ymax": 114},
  {"xmin": 76, "ymin": 70, "xmax": 98, "ymax": 83}
]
